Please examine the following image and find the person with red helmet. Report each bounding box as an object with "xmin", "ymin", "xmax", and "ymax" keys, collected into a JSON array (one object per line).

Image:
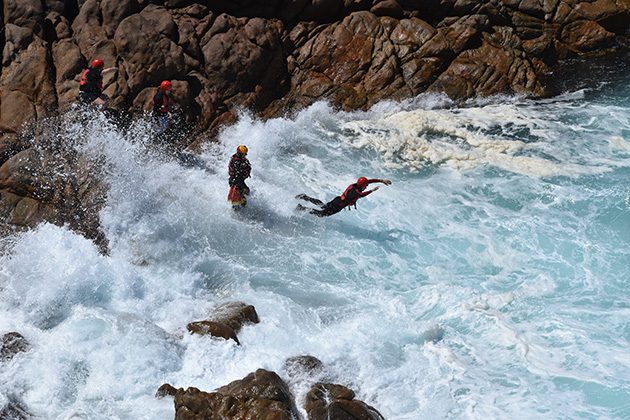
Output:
[
  {"xmin": 227, "ymin": 145, "xmax": 252, "ymax": 208},
  {"xmin": 153, "ymin": 80, "xmax": 172, "ymax": 135},
  {"xmin": 296, "ymin": 177, "xmax": 391, "ymax": 217},
  {"xmin": 78, "ymin": 58, "xmax": 118, "ymax": 110}
]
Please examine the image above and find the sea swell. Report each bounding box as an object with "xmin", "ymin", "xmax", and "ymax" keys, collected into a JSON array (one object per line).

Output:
[{"xmin": 1, "ymin": 88, "xmax": 630, "ymax": 419}]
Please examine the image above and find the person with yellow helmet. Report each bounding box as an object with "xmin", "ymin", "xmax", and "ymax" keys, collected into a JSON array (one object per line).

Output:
[
  {"xmin": 228, "ymin": 145, "xmax": 251, "ymax": 208},
  {"xmin": 296, "ymin": 177, "xmax": 391, "ymax": 217}
]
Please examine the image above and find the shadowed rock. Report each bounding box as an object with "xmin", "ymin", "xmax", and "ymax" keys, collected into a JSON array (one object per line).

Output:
[
  {"xmin": 172, "ymin": 369, "xmax": 300, "ymax": 420},
  {"xmin": 305, "ymin": 383, "xmax": 385, "ymax": 420}
]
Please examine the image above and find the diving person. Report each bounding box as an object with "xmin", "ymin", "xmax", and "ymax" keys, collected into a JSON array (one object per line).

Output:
[
  {"xmin": 296, "ymin": 177, "xmax": 392, "ymax": 217},
  {"xmin": 78, "ymin": 59, "xmax": 118, "ymax": 110},
  {"xmin": 227, "ymin": 145, "xmax": 251, "ymax": 208}
]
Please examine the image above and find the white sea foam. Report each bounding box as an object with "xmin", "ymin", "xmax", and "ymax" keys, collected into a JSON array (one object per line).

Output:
[
  {"xmin": 1, "ymin": 94, "xmax": 630, "ymax": 419},
  {"xmin": 342, "ymin": 104, "xmax": 609, "ymax": 177}
]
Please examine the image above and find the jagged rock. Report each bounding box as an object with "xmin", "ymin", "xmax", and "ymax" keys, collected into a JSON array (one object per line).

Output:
[
  {"xmin": 285, "ymin": 355, "xmax": 325, "ymax": 379},
  {"xmin": 51, "ymin": 39, "xmax": 85, "ymax": 109},
  {"xmin": 45, "ymin": 11, "xmax": 72, "ymax": 41},
  {"xmin": 212, "ymin": 301, "xmax": 260, "ymax": 330},
  {"xmin": 0, "ymin": 397, "xmax": 31, "ymax": 420},
  {"xmin": 187, "ymin": 301, "xmax": 260, "ymax": 344},
  {"xmin": 156, "ymin": 383, "xmax": 180, "ymax": 399},
  {"xmin": 114, "ymin": 5, "xmax": 185, "ymax": 97},
  {"xmin": 187, "ymin": 320, "xmax": 241, "ymax": 344},
  {"xmin": 173, "ymin": 369, "xmax": 299, "ymax": 420},
  {"xmin": 561, "ymin": 20, "xmax": 615, "ymax": 54},
  {"xmin": 0, "ymin": 22, "xmax": 57, "ymax": 131},
  {"xmin": 200, "ymin": 14, "xmax": 288, "ymax": 110},
  {"xmin": 0, "ymin": 189, "xmax": 63, "ymax": 235},
  {"xmin": 0, "ymin": 142, "xmax": 109, "ymax": 252},
  {"xmin": 3, "ymin": 0, "xmax": 46, "ymax": 37},
  {"xmin": 1, "ymin": 332, "xmax": 30, "ymax": 361},
  {"xmin": 71, "ymin": 0, "xmax": 109, "ymax": 57},
  {"xmin": 305, "ymin": 383, "xmax": 385, "ymax": 420}
]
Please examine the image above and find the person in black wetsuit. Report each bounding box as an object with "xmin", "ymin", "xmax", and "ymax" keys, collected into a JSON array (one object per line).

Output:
[
  {"xmin": 228, "ymin": 145, "xmax": 252, "ymax": 208},
  {"xmin": 153, "ymin": 80, "xmax": 172, "ymax": 136},
  {"xmin": 78, "ymin": 59, "xmax": 118, "ymax": 110},
  {"xmin": 296, "ymin": 177, "xmax": 391, "ymax": 217}
]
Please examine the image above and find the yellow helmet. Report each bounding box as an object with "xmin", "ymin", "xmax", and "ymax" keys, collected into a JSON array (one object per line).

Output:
[{"xmin": 237, "ymin": 145, "xmax": 248, "ymax": 154}]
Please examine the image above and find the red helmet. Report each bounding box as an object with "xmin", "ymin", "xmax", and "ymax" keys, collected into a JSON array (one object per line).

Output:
[
  {"xmin": 92, "ymin": 58, "xmax": 104, "ymax": 68},
  {"xmin": 357, "ymin": 177, "xmax": 369, "ymax": 188},
  {"xmin": 160, "ymin": 80, "xmax": 172, "ymax": 92}
]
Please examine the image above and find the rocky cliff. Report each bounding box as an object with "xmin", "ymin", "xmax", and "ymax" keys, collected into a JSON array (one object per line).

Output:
[{"xmin": 0, "ymin": 0, "xmax": 629, "ymax": 246}]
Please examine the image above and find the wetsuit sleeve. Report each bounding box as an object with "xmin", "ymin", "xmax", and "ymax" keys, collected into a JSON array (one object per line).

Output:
[{"xmin": 367, "ymin": 178, "xmax": 385, "ymax": 185}]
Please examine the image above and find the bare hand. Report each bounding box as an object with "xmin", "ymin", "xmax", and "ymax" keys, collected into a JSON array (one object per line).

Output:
[{"xmin": 382, "ymin": 179, "xmax": 391, "ymax": 185}]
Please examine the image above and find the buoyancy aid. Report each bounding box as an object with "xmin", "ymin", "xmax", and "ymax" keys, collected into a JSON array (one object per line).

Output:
[
  {"xmin": 340, "ymin": 183, "xmax": 362, "ymax": 207},
  {"xmin": 152, "ymin": 89, "xmax": 169, "ymax": 113},
  {"xmin": 79, "ymin": 68, "xmax": 103, "ymax": 93}
]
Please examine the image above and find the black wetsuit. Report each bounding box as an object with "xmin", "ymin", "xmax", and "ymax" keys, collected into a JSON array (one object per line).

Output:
[
  {"xmin": 228, "ymin": 152, "xmax": 251, "ymax": 193},
  {"xmin": 152, "ymin": 89, "xmax": 169, "ymax": 118},
  {"xmin": 297, "ymin": 183, "xmax": 372, "ymax": 217},
  {"xmin": 79, "ymin": 68, "xmax": 105, "ymax": 104}
]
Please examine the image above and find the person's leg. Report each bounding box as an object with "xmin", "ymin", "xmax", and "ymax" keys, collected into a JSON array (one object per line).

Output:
[
  {"xmin": 93, "ymin": 93, "xmax": 110, "ymax": 110},
  {"xmin": 296, "ymin": 194, "xmax": 325, "ymax": 207},
  {"xmin": 312, "ymin": 199, "xmax": 343, "ymax": 217},
  {"xmin": 79, "ymin": 92, "xmax": 97, "ymax": 106}
]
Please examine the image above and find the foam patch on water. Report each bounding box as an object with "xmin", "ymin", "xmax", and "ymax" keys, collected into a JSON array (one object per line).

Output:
[{"xmin": 342, "ymin": 105, "xmax": 605, "ymax": 177}]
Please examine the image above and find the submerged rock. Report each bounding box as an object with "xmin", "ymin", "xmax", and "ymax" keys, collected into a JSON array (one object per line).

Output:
[
  {"xmin": 0, "ymin": 396, "xmax": 31, "ymax": 420},
  {"xmin": 285, "ymin": 355, "xmax": 326, "ymax": 379},
  {"xmin": 187, "ymin": 301, "xmax": 260, "ymax": 345},
  {"xmin": 1, "ymin": 332, "xmax": 31, "ymax": 361}
]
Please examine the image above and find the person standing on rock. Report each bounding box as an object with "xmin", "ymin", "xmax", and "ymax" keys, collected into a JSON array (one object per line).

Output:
[
  {"xmin": 79, "ymin": 59, "xmax": 118, "ymax": 110},
  {"xmin": 153, "ymin": 80, "xmax": 172, "ymax": 137},
  {"xmin": 296, "ymin": 177, "xmax": 391, "ymax": 217},
  {"xmin": 228, "ymin": 145, "xmax": 251, "ymax": 208}
]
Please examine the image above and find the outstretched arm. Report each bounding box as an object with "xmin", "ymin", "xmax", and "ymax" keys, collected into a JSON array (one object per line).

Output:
[
  {"xmin": 362, "ymin": 179, "xmax": 390, "ymax": 196},
  {"xmin": 367, "ymin": 178, "xmax": 391, "ymax": 186},
  {"xmin": 102, "ymin": 67, "xmax": 119, "ymax": 76}
]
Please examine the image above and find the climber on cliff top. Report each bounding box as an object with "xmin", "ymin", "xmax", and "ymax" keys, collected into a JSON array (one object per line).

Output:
[
  {"xmin": 296, "ymin": 177, "xmax": 391, "ymax": 217},
  {"xmin": 79, "ymin": 58, "xmax": 118, "ymax": 110}
]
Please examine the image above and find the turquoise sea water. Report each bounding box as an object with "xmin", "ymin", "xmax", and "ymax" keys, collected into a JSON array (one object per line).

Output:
[{"xmin": 1, "ymin": 61, "xmax": 630, "ymax": 419}]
